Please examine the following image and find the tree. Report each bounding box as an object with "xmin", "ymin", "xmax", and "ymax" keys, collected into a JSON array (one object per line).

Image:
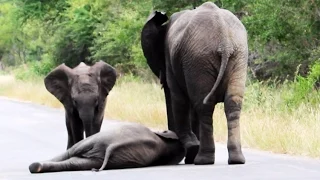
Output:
[
  {"xmin": 152, "ymin": 0, "xmax": 207, "ymax": 15},
  {"xmin": 242, "ymin": 0, "xmax": 320, "ymax": 80}
]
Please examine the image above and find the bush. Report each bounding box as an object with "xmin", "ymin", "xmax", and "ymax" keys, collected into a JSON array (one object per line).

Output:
[
  {"xmin": 285, "ymin": 61, "xmax": 320, "ymax": 108},
  {"xmin": 30, "ymin": 55, "xmax": 55, "ymax": 76},
  {"xmin": 14, "ymin": 57, "xmax": 55, "ymax": 80},
  {"xmin": 14, "ymin": 65, "xmax": 38, "ymax": 81}
]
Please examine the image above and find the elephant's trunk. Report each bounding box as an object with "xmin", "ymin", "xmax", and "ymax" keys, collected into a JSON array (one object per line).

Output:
[
  {"xmin": 78, "ymin": 108, "xmax": 96, "ymax": 137},
  {"xmin": 83, "ymin": 122, "xmax": 96, "ymax": 137},
  {"xmin": 29, "ymin": 161, "xmax": 68, "ymax": 173}
]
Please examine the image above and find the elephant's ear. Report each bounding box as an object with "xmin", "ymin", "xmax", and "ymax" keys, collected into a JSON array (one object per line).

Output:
[
  {"xmin": 44, "ymin": 64, "xmax": 73, "ymax": 104},
  {"xmin": 154, "ymin": 130, "xmax": 179, "ymax": 140},
  {"xmin": 146, "ymin": 11, "xmax": 168, "ymax": 25},
  {"xmin": 90, "ymin": 60, "xmax": 117, "ymax": 97},
  {"xmin": 141, "ymin": 11, "xmax": 168, "ymax": 80}
]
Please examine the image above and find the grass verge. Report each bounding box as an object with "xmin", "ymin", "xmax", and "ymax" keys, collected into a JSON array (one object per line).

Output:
[{"xmin": 0, "ymin": 75, "xmax": 319, "ymax": 158}]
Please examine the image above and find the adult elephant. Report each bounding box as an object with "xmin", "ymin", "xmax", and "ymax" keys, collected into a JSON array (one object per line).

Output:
[
  {"xmin": 29, "ymin": 122, "xmax": 184, "ymax": 173},
  {"xmin": 141, "ymin": 2, "xmax": 248, "ymax": 165},
  {"xmin": 45, "ymin": 61, "xmax": 117, "ymax": 149}
]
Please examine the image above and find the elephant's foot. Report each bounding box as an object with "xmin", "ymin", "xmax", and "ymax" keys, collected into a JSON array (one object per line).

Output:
[
  {"xmin": 180, "ymin": 132, "xmax": 199, "ymax": 164},
  {"xmin": 29, "ymin": 162, "xmax": 43, "ymax": 173},
  {"xmin": 184, "ymin": 143, "xmax": 199, "ymax": 164},
  {"xmin": 228, "ymin": 150, "xmax": 245, "ymax": 165},
  {"xmin": 194, "ymin": 150, "xmax": 215, "ymax": 165},
  {"xmin": 91, "ymin": 168, "xmax": 101, "ymax": 172}
]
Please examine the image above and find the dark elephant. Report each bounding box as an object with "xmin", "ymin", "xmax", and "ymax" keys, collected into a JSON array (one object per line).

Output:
[
  {"xmin": 45, "ymin": 61, "xmax": 117, "ymax": 149},
  {"xmin": 29, "ymin": 122, "xmax": 185, "ymax": 173},
  {"xmin": 141, "ymin": 2, "xmax": 248, "ymax": 165}
]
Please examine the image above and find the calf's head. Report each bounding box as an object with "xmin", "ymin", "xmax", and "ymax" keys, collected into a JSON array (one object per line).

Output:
[{"xmin": 154, "ymin": 130, "xmax": 185, "ymax": 165}]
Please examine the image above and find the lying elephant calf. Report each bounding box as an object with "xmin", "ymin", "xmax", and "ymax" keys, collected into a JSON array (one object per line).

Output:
[{"xmin": 29, "ymin": 122, "xmax": 185, "ymax": 173}]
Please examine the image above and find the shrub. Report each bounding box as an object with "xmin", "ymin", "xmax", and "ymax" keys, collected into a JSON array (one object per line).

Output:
[
  {"xmin": 285, "ymin": 61, "xmax": 320, "ymax": 108},
  {"xmin": 14, "ymin": 57, "xmax": 55, "ymax": 80},
  {"xmin": 30, "ymin": 55, "xmax": 55, "ymax": 76}
]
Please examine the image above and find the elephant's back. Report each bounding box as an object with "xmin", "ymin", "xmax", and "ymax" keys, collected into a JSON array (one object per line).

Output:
[
  {"xmin": 77, "ymin": 121, "xmax": 156, "ymax": 150},
  {"xmin": 99, "ymin": 121, "xmax": 155, "ymax": 143},
  {"xmin": 166, "ymin": 8, "xmax": 225, "ymax": 80},
  {"xmin": 167, "ymin": 3, "xmax": 247, "ymax": 55}
]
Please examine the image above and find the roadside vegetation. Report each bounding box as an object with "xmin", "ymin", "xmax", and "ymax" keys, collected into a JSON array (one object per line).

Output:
[{"xmin": 0, "ymin": 0, "xmax": 319, "ymax": 157}]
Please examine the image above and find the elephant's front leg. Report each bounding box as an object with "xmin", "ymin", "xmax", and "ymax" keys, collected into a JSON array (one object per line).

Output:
[
  {"xmin": 168, "ymin": 78, "xmax": 199, "ymax": 164},
  {"xmin": 224, "ymin": 93, "xmax": 245, "ymax": 164},
  {"xmin": 66, "ymin": 115, "xmax": 84, "ymax": 149},
  {"xmin": 163, "ymin": 85, "xmax": 175, "ymax": 132},
  {"xmin": 66, "ymin": 122, "xmax": 74, "ymax": 149},
  {"xmin": 171, "ymin": 95, "xmax": 199, "ymax": 164},
  {"xmin": 190, "ymin": 106, "xmax": 199, "ymax": 140},
  {"xmin": 84, "ymin": 121, "xmax": 102, "ymax": 138}
]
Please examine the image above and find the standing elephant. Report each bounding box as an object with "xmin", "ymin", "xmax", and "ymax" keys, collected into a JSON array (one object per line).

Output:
[
  {"xmin": 45, "ymin": 61, "xmax": 117, "ymax": 149},
  {"xmin": 141, "ymin": 2, "xmax": 248, "ymax": 165},
  {"xmin": 29, "ymin": 122, "xmax": 185, "ymax": 173}
]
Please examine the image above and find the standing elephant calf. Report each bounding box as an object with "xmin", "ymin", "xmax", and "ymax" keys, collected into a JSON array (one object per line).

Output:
[
  {"xmin": 45, "ymin": 61, "xmax": 117, "ymax": 149},
  {"xmin": 29, "ymin": 122, "xmax": 185, "ymax": 173}
]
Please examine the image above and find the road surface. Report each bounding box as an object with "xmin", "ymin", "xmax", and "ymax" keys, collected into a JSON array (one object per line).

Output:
[{"xmin": 0, "ymin": 97, "xmax": 319, "ymax": 180}]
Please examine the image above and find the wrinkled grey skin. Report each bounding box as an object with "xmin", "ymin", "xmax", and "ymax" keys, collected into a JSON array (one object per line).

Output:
[
  {"xmin": 141, "ymin": 2, "xmax": 248, "ymax": 165},
  {"xmin": 45, "ymin": 61, "xmax": 117, "ymax": 149},
  {"xmin": 29, "ymin": 122, "xmax": 185, "ymax": 173}
]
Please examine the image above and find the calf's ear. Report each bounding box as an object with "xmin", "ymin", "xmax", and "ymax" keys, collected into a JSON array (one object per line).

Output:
[
  {"xmin": 90, "ymin": 60, "xmax": 117, "ymax": 97},
  {"xmin": 154, "ymin": 130, "xmax": 179, "ymax": 140},
  {"xmin": 44, "ymin": 64, "xmax": 73, "ymax": 104}
]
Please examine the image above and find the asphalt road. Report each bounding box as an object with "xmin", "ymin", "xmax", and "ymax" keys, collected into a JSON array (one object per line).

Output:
[{"xmin": 0, "ymin": 97, "xmax": 320, "ymax": 180}]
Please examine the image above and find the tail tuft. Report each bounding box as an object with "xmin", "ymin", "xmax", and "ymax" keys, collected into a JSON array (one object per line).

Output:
[{"xmin": 203, "ymin": 95, "xmax": 211, "ymax": 104}]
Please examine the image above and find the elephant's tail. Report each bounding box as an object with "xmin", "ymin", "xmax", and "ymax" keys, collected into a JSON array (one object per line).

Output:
[{"xmin": 203, "ymin": 51, "xmax": 229, "ymax": 104}]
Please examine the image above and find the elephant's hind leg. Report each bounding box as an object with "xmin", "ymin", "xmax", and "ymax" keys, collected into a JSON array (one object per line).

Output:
[
  {"xmin": 92, "ymin": 144, "xmax": 118, "ymax": 171},
  {"xmin": 183, "ymin": 63, "xmax": 216, "ymax": 165},
  {"xmin": 224, "ymin": 55, "xmax": 246, "ymax": 165},
  {"xmin": 193, "ymin": 104, "xmax": 215, "ymax": 165},
  {"xmin": 29, "ymin": 157, "xmax": 101, "ymax": 173},
  {"xmin": 224, "ymin": 93, "xmax": 245, "ymax": 164},
  {"xmin": 223, "ymin": 72, "xmax": 246, "ymax": 165},
  {"xmin": 50, "ymin": 150, "xmax": 70, "ymax": 162}
]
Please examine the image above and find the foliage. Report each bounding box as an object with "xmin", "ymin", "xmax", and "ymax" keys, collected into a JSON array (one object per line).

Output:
[
  {"xmin": 284, "ymin": 61, "xmax": 320, "ymax": 108},
  {"xmin": 0, "ymin": 0, "xmax": 319, "ymax": 82},
  {"xmin": 0, "ymin": 2, "xmax": 21, "ymax": 65},
  {"xmin": 51, "ymin": 3, "xmax": 99, "ymax": 67},
  {"xmin": 153, "ymin": 0, "xmax": 207, "ymax": 14},
  {"xmin": 15, "ymin": 0, "xmax": 69, "ymax": 23},
  {"xmin": 13, "ymin": 58, "xmax": 54, "ymax": 80},
  {"xmin": 91, "ymin": 1, "xmax": 152, "ymax": 69},
  {"xmin": 242, "ymin": 0, "xmax": 320, "ymax": 79}
]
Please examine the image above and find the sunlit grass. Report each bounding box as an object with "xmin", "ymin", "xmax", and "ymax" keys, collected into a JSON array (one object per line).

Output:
[
  {"xmin": 106, "ymin": 80, "xmax": 167, "ymax": 129},
  {"xmin": 0, "ymin": 75, "xmax": 62, "ymax": 108},
  {"xmin": 0, "ymin": 75, "xmax": 319, "ymax": 158}
]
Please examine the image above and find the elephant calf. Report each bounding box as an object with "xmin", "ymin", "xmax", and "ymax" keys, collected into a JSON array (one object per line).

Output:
[
  {"xmin": 45, "ymin": 61, "xmax": 117, "ymax": 149},
  {"xmin": 29, "ymin": 122, "xmax": 185, "ymax": 173}
]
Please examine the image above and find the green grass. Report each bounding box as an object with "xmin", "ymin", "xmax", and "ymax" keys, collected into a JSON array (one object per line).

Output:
[{"xmin": 0, "ymin": 74, "xmax": 319, "ymax": 158}]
